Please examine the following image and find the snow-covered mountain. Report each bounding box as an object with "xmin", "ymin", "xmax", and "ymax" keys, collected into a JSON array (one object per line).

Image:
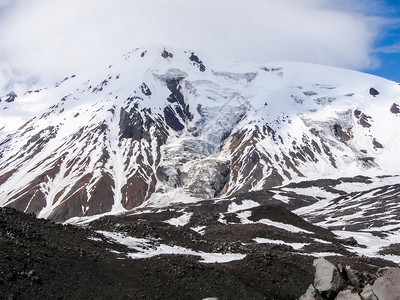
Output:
[{"xmin": 1, "ymin": 45, "xmax": 400, "ymax": 223}]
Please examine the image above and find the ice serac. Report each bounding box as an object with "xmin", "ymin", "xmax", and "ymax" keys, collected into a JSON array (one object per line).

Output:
[{"xmin": 1, "ymin": 45, "xmax": 400, "ymax": 222}]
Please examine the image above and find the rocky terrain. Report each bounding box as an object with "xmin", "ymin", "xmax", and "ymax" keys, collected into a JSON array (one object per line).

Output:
[{"xmin": 0, "ymin": 199, "xmax": 399, "ymax": 299}]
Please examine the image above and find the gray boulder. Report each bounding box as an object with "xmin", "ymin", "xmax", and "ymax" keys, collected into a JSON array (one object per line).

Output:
[
  {"xmin": 360, "ymin": 284, "xmax": 377, "ymax": 300},
  {"xmin": 336, "ymin": 290, "xmax": 361, "ymax": 300},
  {"xmin": 372, "ymin": 267, "xmax": 400, "ymax": 300},
  {"xmin": 299, "ymin": 284, "xmax": 317, "ymax": 300},
  {"xmin": 313, "ymin": 258, "xmax": 346, "ymax": 299}
]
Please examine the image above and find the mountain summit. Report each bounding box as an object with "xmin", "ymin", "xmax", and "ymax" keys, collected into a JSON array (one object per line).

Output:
[{"xmin": 1, "ymin": 45, "xmax": 400, "ymax": 223}]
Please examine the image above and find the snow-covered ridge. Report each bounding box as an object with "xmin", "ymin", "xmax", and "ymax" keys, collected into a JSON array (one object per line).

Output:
[{"xmin": 0, "ymin": 45, "xmax": 400, "ymax": 222}]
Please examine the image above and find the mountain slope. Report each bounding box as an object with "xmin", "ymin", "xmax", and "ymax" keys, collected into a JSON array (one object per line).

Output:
[{"xmin": 1, "ymin": 45, "xmax": 400, "ymax": 222}]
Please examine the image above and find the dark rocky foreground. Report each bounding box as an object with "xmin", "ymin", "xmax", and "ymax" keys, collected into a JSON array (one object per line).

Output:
[{"xmin": 0, "ymin": 206, "xmax": 397, "ymax": 300}]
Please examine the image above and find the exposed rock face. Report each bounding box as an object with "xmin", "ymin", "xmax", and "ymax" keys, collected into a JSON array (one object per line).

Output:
[
  {"xmin": 119, "ymin": 107, "xmax": 144, "ymax": 140},
  {"xmin": 372, "ymin": 138, "xmax": 384, "ymax": 149},
  {"xmin": 5, "ymin": 91, "xmax": 17, "ymax": 103},
  {"xmin": 140, "ymin": 82, "xmax": 152, "ymax": 96},
  {"xmin": 333, "ymin": 124, "xmax": 352, "ymax": 142},
  {"xmin": 161, "ymin": 48, "xmax": 173, "ymax": 59},
  {"xmin": 354, "ymin": 109, "xmax": 372, "ymax": 128},
  {"xmin": 183, "ymin": 159, "xmax": 231, "ymax": 198},
  {"xmin": 369, "ymin": 87, "xmax": 379, "ymax": 97},
  {"xmin": 189, "ymin": 52, "xmax": 206, "ymax": 72},
  {"xmin": 164, "ymin": 105, "xmax": 185, "ymax": 131},
  {"xmin": 390, "ymin": 102, "xmax": 400, "ymax": 114}
]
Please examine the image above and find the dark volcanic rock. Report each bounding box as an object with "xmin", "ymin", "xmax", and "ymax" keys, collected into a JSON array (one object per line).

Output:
[
  {"xmin": 140, "ymin": 82, "xmax": 152, "ymax": 96},
  {"xmin": 390, "ymin": 102, "xmax": 400, "ymax": 114},
  {"xmin": 119, "ymin": 107, "xmax": 144, "ymax": 140},
  {"xmin": 5, "ymin": 91, "xmax": 17, "ymax": 103},
  {"xmin": 354, "ymin": 109, "xmax": 372, "ymax": 128},
  {"xmin": 369, "ymin": 87, "xmax": 379, "ymax": 97},
  {"xmin": 164, "ymin": 105, "xmax": 184, "ymax": 131},
  {"xmin": 189, "ymin": 52, "xmax": 206, "ymax": 72},
  {"xmin": 166, "ymin": 78, "xmax": 193, "ymax": 122},
  {"xmin": 333, "ymin": 124, "xmax": 352, "ymax": 142},
  {"xmin": 372, "ymin": 138, "xmax": 384, "ymax": 149},
  {"xmin": 161, "ymin": 49, "xmax": 173, "ymax": 59}
]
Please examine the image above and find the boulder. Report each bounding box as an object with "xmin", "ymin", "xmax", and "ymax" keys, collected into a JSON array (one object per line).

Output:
[
  {"xmin": 336, "ymin": 290, "xmax": 361, "ymax": 300},
  {"xmin": 339, "ymin": 264, "xmax": 359, "ymax": 290},
  {"xmin": 372, "ymin": 267, "xmax": 400, "ymax": 300},
  {"xmin": 299, "ymin": 284, "xmax": 317, "ymax": 300},
  {"xmin": 313, "ymin": 258, "xmax": 346, "ymax": 299},
  {"xmin": 360, "ymin": 285, "xmax": 377, "ymax": 300}
]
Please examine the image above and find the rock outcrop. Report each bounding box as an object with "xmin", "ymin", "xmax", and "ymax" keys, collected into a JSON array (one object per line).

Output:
[{"xmin": 301, "ymin": 259, "xmax": 400, "ymax": 300}]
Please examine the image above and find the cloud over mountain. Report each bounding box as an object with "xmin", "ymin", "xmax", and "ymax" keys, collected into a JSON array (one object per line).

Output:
[{"xmin": 0, "ymin": 0, "xmax": 394, "ymax": 93}]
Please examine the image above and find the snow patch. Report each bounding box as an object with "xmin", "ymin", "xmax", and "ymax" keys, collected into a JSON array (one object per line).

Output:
[
  {"xmin": 165, "ymin": 212, "xmax": 193, "ymax": 227},
  {"xmin": 227, "ymin": 200, "xmax": 260, "ymax": 213},
  {"xmin": 254, "ymin": 238, "xmax": 308, "ymax": 250},
  {"xmin": 257, "ymin": 219, "xmax": 313, "ymax": 234},
  {"xmin": 191, "ymin": 226, "xmax": 206, "ymax": 235},
  {"xmin": 333, "ymin": 230, "xmax": 400, "ymax": 263},
  {"xmin": 237, "ymin": 210, "xmax": 313, "ymax": 233},
  {"xmin": 99, "ymin": 231, "xmax": 246, "ymax": 263}
]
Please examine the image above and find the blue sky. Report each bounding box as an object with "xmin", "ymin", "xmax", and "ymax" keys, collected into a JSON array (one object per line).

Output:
[
  {"xmin": 366, "ymin": 0, "xmax": 400, "ymax": 82},
  {"xmin": 0, "ymin": 0, "xmax": 400, "ymax": 94}
]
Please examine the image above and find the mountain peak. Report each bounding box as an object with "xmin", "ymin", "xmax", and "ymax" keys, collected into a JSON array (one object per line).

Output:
[{"xmin": 1, "ymin": 46, "xmax": 400, "ymax": 222}]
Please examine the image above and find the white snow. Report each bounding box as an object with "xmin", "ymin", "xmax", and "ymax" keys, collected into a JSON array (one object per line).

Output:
[
  {"xmin": 98, "ymin": 231, "xmax": 246, "ymax": 263},
  {"xmin": 237, "ymin": 210, "xmax": 313, "ymax": 233},
  {"xmin": 237, "ymin": 211, "xmax": 253, "ymax": 224},
  {"xmin": 165, "ymin": 212, "xmax": 193, "ymax": 227},
  {"xmin": 313, "ymin": 238, "xmax": 332, "ymax": 244},
  {"xmin": 334, "ymin": 176, "xmax": 400, "ymax": 194},
  {"xmin": 257, "ymin": 219, "xmax": 313, "ymax": 234},
  {"xmin": 253, "ymin": 237, "xmax": 308, "ymax": 250},
  {"xmin": 227, "ymin": 200, "xmax": 260, "ymax": 212},
  {"xmin": 282, "ymin": 186, "xmax": 338, "ymax": 200},
  {"xmin": 300, "ymin": 252, "xmax": 344, "ymax": 258},
  {"xmin": 87, "ymin": 236, "xmax": 103, "ymax": 242},
  {"xmin": 271, "ymin": 193, "xmax": 291, "ymax": 204},
  {"xmin": 191, "ymin": 226, "xmax": 206, "ymax": 235},
  {"xmin": 333, "ymin": 230, "xmax": 400, "ymax": 263},
  {"xmin": 218, "ymin": 213, "xmax": 227, "ymax": 224}
]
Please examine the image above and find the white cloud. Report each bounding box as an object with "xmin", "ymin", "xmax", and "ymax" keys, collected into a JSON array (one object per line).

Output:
[
  {"xmin": 0, "ymin": 0, "xmax": 395, "ymax": 93},
  {"xmin": 376, "ymin": 44, "xmax": 400, "ymax": 53}
]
